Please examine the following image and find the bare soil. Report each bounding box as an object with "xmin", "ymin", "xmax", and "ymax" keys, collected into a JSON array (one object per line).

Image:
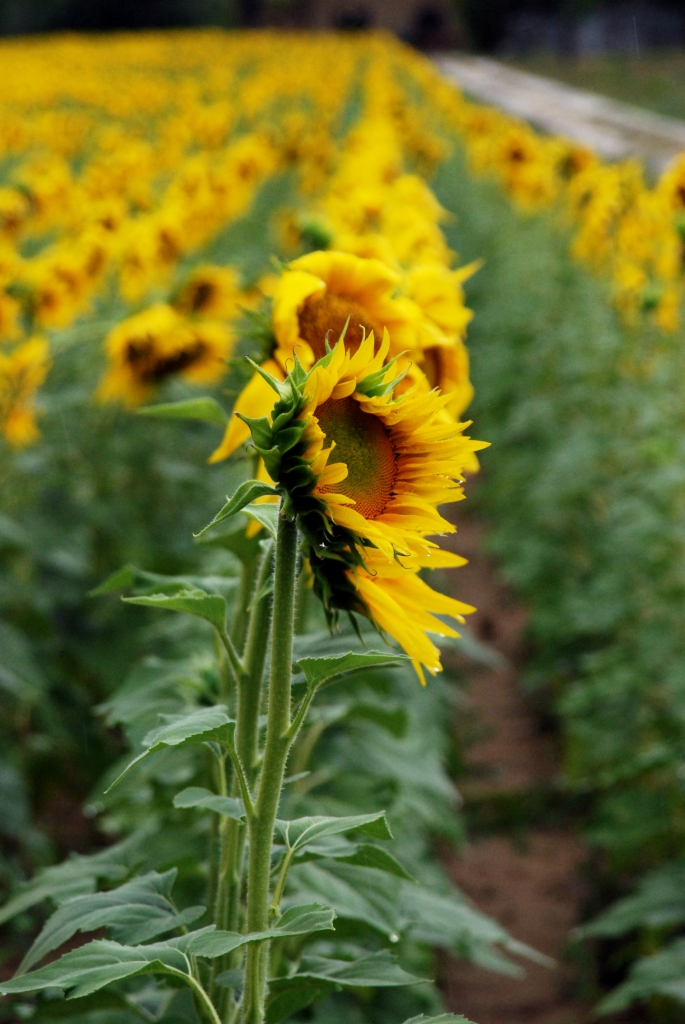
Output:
[{"xmin": 440, "ymin": 520, "xmax": 591, "ymax": 1024}]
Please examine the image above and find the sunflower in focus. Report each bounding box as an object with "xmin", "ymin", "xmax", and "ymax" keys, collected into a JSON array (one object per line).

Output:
[
  {"xmin": 97, "ymin": 303, "xmax": 232, "ymax": 407},
  {"xmin": 241, "ymin": 332, "xmax": 487, "ymax": 679},
  {"xmin": 0, "ymin": 336, "xmax": 50, "ymax": 447}
]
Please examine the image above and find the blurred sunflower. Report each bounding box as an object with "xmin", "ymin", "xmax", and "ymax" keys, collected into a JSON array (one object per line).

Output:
[
  {"xmin": 0, "ymin": 336, "xmax": 50, "ymax": 447},
  {"xmin": 97, "ymin": 303, "xmax": 232, "ymax": 406}
]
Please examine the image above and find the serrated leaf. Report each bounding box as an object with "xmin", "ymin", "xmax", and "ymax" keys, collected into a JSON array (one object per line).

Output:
[
  {"xmin": 276, "ymin": 812, "xmax": 392, "ymax": 854},
  {"xmin": 0, "ymin": 939, "xmax": 192, "ymax": 1000},
  {"xmin": 241, "ymin": 502, "xmax": 278, "ymax": 540},
  {"xmin": 123, "ymin": 589, "xmax": 227, "ymax": 632},
  {"xmin": 296, "ymin": 651, "xmax": 410, "ymax": 691},
  {"xmin": 186, "ymin": 903, "xmax": 335, "ymax": 957},
  {"xmin": 196, "ymin": 480, "xmax": 279, "ymax": 537},
  {"xmin": 173, "ymin": 786, "xmax": 244, "ymax": 820},
  {"xmin": 106, "ymin": 707, "xmax": 236, "ymax": 792},
  {"xmin": 19, "ymin": 870, "xmax": 205, "ymax": 974},
  {"xmin": 137, "ymin": 397, "xmax": 228, "ymax": 427},
  {"xmin": 270, "ymin": 949, "xmax": 424, "ymax": 987}
]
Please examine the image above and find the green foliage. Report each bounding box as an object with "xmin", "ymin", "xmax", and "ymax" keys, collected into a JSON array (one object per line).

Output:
[{"xmin": 435, "ymin": 145, "xmax": 685, "ymax": 1013}]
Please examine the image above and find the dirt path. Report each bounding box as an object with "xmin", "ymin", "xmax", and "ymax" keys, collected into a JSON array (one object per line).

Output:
[
  {"xmin": 440, "ymin": 520, "xmax": 590, "ymax": 1024},
  {"xmin": 435, "ymin": 54, "xmax": 685, "ymax": 174}
]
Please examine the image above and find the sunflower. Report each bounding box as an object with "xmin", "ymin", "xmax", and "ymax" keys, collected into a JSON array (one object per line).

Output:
[
  {"xmin": 297, "ymin": 331, "xmax": 484, "ymax": 560},
  {"xmin": 173, "ymin": 264, "xmax": 242, "ymax": 320},
  {"xmin": 209, "ymin": 249, "xmax": 418, "ymax": 463},
  {"xmin": 238, "ymin": 332, "xmax": 487, "ymax": 679},
  {"xmin": 97, "ymin": 303, "xmax": 232, "ymax": 407},
  {"xmin": 0, "ymin": 336, "xmax": 50, "ymax": 447}
]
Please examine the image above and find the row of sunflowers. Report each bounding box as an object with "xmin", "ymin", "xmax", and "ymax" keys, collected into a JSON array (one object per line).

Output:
[
  {"xmin": 0, "ymin": 30, "xmax": 491, "ymax": 684},
  {"xmin": 2, "ymin": 24, "xmax": 685, "ymax": 1024}
]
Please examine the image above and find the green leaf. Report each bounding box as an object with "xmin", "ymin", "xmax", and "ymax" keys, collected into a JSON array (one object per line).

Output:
[
  {"xmin": 401, "ymin": 884, "xmax": 546, "ymax": 974},
  {"xmin": 596, "ymin": 937, "xmax": 685, "ymax": 1013},
  {"xmin": 272, "ymin": 949, "xmax": 424, "ymax": 987},
  {"xmin": 186, "ymin": 903, "xmax": 335, "ymax": 958},
  {"xmin": 173, "ymin": 786, "xmax": 244, "ymax": 820},
  {"xmin": 579, "ymin": 860, "xmax": 685, "ymax": 937},
  {"xmin": 18, "ymin": 870, "xmax": 205, "ymax": 974},
  {"xmin": 196, "ymin": 480, "xmax": 279, "ymax": 537},
  {"xmin": 296, "ymin": 651, "xmax": 410, "ymax": 691},
  {"xmin": 276, "ymin": 812, "xmax": 392, "ymax": 855},
  {"xmin": 123, "ymin": 589, "xmax": 227, "ymax": 632},
  {"xmin": 137, "ymin": 397, "xmax": 228, "ymax": 427},
  {"xmin": 0, "ymin": 938, "xmax": 192, "ymax": 1000},
  {"xmin": 265, "ymin": 950, "xmax": 427, "ymax": 1024},
  {"xmin": 0, "ymin": 831, "xmax": 146, "ymax": 926},
  {"xmin": 0, "ymin": 620, "xmax": 46, "ymax": 703},
  {"xmin": 106, "ymin": 707, "xmax": 236, "ymax": 792},
  {"xmin": 90, "ymin": 564, "xmax": 138, "ymax": 596},
  {"xmin": 339, "ymin": 844, "xmax": 415, "ymax": 881},
  {"xmin": 266, "ymin": 980, "xmax": 329, "ymax": 1024},
  {"xmin": 286, "ymin": 861, "xmax": 401, "ymax": 939},
  {"xmin": 241, "ymin": 502, "xmax": 278, "ymax": 540},
  {"xmin": 403, "ymin": 1017, "xmax": 477, "ymax": 1024}
]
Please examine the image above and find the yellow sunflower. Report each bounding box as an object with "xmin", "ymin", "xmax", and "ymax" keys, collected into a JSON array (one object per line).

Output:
[
  {"xmin": 97, "ymin": 303, "xmax": 232, "ymax": 407},
  {"xmin": 209, "ymin": 250, "xmax": 418, "ymax": 463},
  {"xmin": 299, "ymin": 330, "xmax": 484, "ymax": 561},
  {"xmin": 173, "ymin": 264, "xmax": 241, "ymax": 320},
  {"xmin": 0, "ymin": 336, "xmax": 50, "ymax": 447},
  {"xmin": 241, "ymin": 332, "xmax": 487, "ymax": 680}
]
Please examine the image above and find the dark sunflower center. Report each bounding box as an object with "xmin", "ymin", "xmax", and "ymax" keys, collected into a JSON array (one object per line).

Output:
[
  {"xmin": 125, "ymin": 337, "xmax": 206, "ymax": 383},
  {"xmin": 422, "ymin": 346, "xmax": 443, "ymax": 391},
  {"xmin": 189, "ymin": 281, "xmax": 215, "ymax": 313},
  {"xmin": 315, "ymin": 396, "xmax": 396, "ymax": 519},
  {"xmin": 298, "ymin": 292, "xmax": 382, "ymax": 361}
]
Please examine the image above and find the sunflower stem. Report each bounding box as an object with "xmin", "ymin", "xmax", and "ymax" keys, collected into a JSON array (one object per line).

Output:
[
  {"xmin": 241, "ymin": 511, "xmax": 298, "ymax": 1024},
  {"xmin": 211, "ymin": 543, "xmax": 274, "ymax": 1012}
]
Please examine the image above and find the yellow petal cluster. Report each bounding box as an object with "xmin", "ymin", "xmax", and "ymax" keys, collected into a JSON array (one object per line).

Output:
[{"xmin": 0, "ymin": 337, "xmax": 50, "ymax": 447}]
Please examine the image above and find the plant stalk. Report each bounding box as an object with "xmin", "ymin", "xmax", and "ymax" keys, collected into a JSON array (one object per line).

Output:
[{"xmin": 241, "ymin": 512, "xmax": 298, "ymax": 1024}]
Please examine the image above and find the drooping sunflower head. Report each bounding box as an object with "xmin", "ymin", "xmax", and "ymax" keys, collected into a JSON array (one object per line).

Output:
[
  {"xmin": 97, "ymin": 303, "xmax": 233, "ymax": 407},
  {"xmin": 238, "ymin": 331, "xmax": 487, "ymax": 677}
]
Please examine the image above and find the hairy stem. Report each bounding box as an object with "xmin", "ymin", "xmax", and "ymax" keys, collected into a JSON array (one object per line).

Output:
[
  {"xmin": 212, "ymin": 542, "xmax": 274, "ymax": 1013},
  {"xmin": 241, "ymin": 513, "xmax": 298, "ymax": 1024}
]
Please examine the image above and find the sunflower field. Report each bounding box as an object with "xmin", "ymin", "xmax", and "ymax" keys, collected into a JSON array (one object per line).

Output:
[{"xmin": 2, "ymin": 26, "xmax": 685, "ymax": 1024}]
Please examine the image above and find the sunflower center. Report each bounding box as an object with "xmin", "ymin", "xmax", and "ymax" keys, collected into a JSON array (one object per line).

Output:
[
  {"xmin": 422, "ymin": 346, "xmax": 443, "ymax": 391},
  {"xmin": 315, "ymin": 396, "xmax": 396, "ymax": 519},
  {"xmin": 298, "ymin": 292, "xmax": 381, "ymax": 361}
]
